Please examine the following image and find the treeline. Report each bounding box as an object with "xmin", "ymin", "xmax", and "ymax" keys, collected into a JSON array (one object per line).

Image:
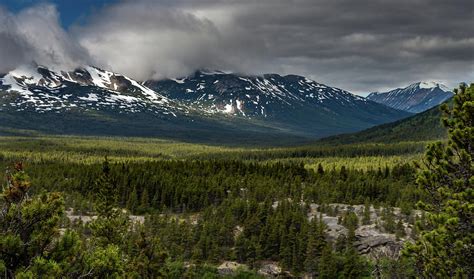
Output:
[
  {"xmin": 319, "ymin": 103, "xmax": 448, "ymax": 145},
  {"xmin": 193, "ymin": 142, "xmax": 426, "ymax": 161},
  {"xmin": 0, "ymin": 135, "xmax": 426, "ymax": 164},
  {"xmin": 0, "ymin": 159, "xmax": 422, "ymax": 215}
]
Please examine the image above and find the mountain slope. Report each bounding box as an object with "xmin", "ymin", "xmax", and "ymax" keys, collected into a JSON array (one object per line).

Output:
[
  {"xmin": 146, "ymin": 71, "xmax": 411, "ymax": 137},
  {"xmin": 0, "ymin": 64, "xmax": 182, "ymax": 116},
  {"xmin": 367, "ymin": 81, "xmax": 453, "ymax": 113},
  {"xmin": 1, "ymin": 65, "xmax": 411, "ymax": 144},
  {"xmin": 318, "ymin": 101, "xmax": 448, "ymax": 144},
  {"xmin": 0, "ymin": 65, "xmax": 311, "ymax": 144}
]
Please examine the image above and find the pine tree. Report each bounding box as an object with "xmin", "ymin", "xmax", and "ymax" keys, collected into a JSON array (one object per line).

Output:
[
  {"xmin": 318, "ymin": 244, "xmax": 339, "ymax": 278},
  {"xmin": 381, "ymin": 206, "xmax": 396, "ymax": 233},
  {"xmin": 317, "ymin": 163, "xmax": 324, "ymax": 175},
  {"xmin": 279, "ymin": 229, "xmax": 292, "ymax": 269},
  {"xmin": 340, "ymin": 165, "xmax": 348, "ymax": 181},
  {"xmin": 304, "ymin": 217, "xmax": 327, "ymax": 274},
  {"xmin": 341, "ymin": 223, "xmax": 369, "ymax": 278},
  {"xmin": 0, "ymin": 163, "xmax": 84, "ymax": 278},
  {"xmin": 94, "ymin": 158, "xmax": 117, "ymax": 217},
  {"xmin": 89, "ymin": 159, "xmax": 129, "ymax": 247},
  {"xmin": 127, "ymin": 186, "xmax": 138, "ymax": 213},
  {"xmin": 139, "ymin": 188, "xmax": 150, "ymax": 213},
  {"xmin": 403, "ymin": 83, "xmax": 474, "ymax": 277},
  {"xmin": 362, "ymin": 200, "xmax": 371, "ymax": 225},
  {"xmin": 126, "ymin": 226, "xmax": 168, "ymax": 278},
  {"xmin": 342, "ymin": 211, "xmax": 359, "ymax": 232}
]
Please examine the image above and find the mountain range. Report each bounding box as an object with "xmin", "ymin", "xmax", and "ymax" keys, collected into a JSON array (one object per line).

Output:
[
  {"xmin": 0, "ymin": 64, "xmax": 450, "ymax": 144},
  {"xmin": 367, "ymin": 81, "xmax": 453, "ymax": 113}
]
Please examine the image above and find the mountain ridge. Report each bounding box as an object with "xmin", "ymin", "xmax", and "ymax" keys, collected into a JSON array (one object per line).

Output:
[
  {"xmin": 367, "ymin": 81, "xmax": 453, "ymax": 113},
  {"xmin": 317, "ymin": 100, "xmax": 449, "ymax": 145},
  {"xmin": 0, "ymin": 64, "xmax": 411, "ymax": 144}
]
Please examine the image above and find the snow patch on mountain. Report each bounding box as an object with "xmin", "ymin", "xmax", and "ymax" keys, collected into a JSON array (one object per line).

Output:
[
  {"xmin": 143, "ymin": 71, "xmax": 380, "ymax": 119},
  {"xmin": 367, "ymin": 81, "xmax": 453, "ymax": 113},
  {"xmin": 0, "ymin": 64, "xmax": 180, "ymax": 116}
]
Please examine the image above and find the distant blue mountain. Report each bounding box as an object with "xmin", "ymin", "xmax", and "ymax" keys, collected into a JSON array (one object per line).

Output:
[{"xmin": 367, "ymin": 81, "xmax": 453, "ymax": 113}]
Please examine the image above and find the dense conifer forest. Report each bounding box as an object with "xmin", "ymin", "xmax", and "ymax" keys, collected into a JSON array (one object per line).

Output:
[{"xmin": 0, "ymin": 83, "xmax": 472, "ymax": 278}]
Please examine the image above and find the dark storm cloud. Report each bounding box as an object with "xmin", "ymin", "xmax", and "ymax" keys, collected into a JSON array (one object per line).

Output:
[
  {"xmin": 220, "ymin": 0, "xmax": 474, "ymax": 92},
  {"xmin": 1, "ymin": 0, "xmax": 473, "ymax": 93}
]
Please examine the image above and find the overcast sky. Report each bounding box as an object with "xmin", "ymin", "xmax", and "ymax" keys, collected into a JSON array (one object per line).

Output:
[{"xmin": 0, "ymin": 0, "xmax": 473, "ymax": 94}]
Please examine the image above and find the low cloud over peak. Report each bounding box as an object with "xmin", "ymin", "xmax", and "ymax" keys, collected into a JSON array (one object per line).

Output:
[
  {"xmin": 1, "ymin": 0, "xmax": 473, "ymax": 94},
  {"xmin": 0, "ymin": 4, "xmax": 91, "ymax": 73}
]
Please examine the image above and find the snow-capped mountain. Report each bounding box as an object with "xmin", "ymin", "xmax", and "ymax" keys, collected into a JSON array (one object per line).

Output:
[
  {"xmin": 145, "ymin": 70, "xmax": 411, "ymax": 136},
  {"xmin": 367, "ymin": 81, "xmax": 453, "ymax": 113},
  {"xmin": 0, "ymin": 64, "xmax": 181, "ymax": 116},
  {"xmin": 145, "ymin": 70, "xmax": 372, "ymax": 118},
  {"xmin": 0, "ymin": 65, "xmax": 411, "ymax": 143}
]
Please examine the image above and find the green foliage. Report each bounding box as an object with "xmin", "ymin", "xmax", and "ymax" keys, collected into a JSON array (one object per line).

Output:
[
  {"xmin": 89, "ymin": 159, "xmax": 129, "ymax": 247},
  {"xmin": 0, "ymin": 163, "xmax": 82, "ymax": 278},
  {"xmin": 125, "ymin": 226, "xmax": 169, "ymax": 278},
  {"xmin": 304, "ymin": 216, "xmax": 327, "ymax": 274},
  {"xmin": 342, "ymin": 246, "xmax": 369, "ymax": 278},
  {"xmin": 381, "ymin": 207, "xmax": 396, "ymax": 233},
  {"xmin": 362, "ymin": 200, "xmax": 371, "ymax": 225},
  {"xmin": 377, "ymin": 256, "xmax": 416, "ymax": 279},
  {"xmin": 0, "ymin": 120, "xmax": 442, "ymax": 277},
  {"xmin": 342, "ymin": 211, "xmax": 359, "ymax": 231},
  {"xmin": 321, "ymin": 101, "xmax": 448, "ymax": 144},
  {"xmin": 85, "ymin": 244, "xmax": 124, "ymax": 278},
  {"xmin": 0, "ymin": 133, "xmax": 426, "ymax": 164},
  {"xmin": 1, "ymin": 159, "xmax": 420, "ymax": 215},
  {"xmin": 94, "ymin": 158, "xmax": 117, "ymax": 217},
  {"xmin": 317, "ymin": 245, "xmax": 340, "ymax": 278},
  {"xmin": 404, "ymin": 83, "xmax": 474, "ymax": 277}
]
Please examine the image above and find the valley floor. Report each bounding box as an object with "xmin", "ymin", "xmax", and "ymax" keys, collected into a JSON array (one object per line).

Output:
[{"xmin": 0, "ymin": 133, "xmax": 430, "ymax": 277}]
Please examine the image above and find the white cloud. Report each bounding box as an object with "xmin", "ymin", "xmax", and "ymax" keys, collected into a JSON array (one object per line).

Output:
[
  {"xmin": 0, "ymin": 4, "xmax": 91, "ymax": 73},
  {"xmin": 74, "ymin": 1, "xmax": 268, "ymax": 80}
]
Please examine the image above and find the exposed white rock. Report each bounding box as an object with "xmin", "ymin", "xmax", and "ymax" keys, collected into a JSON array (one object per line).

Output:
[{"xmin": 217, "ymin": 261, "xmax": 246, "ymax": 276}]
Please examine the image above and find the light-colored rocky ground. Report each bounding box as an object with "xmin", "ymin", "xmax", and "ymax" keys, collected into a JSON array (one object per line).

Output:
[{"xmin": 309, "ymin": 203, "xmax": 419, "ymax": 259}]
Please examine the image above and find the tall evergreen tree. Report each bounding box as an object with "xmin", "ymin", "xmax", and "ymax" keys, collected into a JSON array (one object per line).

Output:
[
  {"xmin": 318, "ymin": 244, "xmax": 339, "ymax": 278},
  {"xmin": 94, "ymin": 158, "xmax": 117, "ymax": 217},
  {"xmin": 304, "ymin": 216, "xmax": 327, "ymax": 274},
  {"xmin": 317, "ymin": 163, "xmax": 324, "ymax": 175},
  {"xmin": 127, "ymin": 186, "xmax": 138, "ymax": 213},
  {"xmin": 89, "ymin": 159, "xmax": 129, "ymax": 247},
  {"xmin": 404, "ymin": 83, "xmax": 474, "ymax": 277},
  {"xmin": 362, "ymin": 200, "xmax": 371, "ymax": 225}
]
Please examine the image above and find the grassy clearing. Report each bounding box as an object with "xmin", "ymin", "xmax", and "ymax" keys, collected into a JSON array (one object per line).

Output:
[
  {"xmin": 303, "ymin": 154, "xmax": 422, "ymax": 171},
  {"xmin": 0, "ymin": 135, "xmax": 428, "ymax": 170},
  {"xmin": 0, "ymin": 135, "xmax": 248, "ymax": 163}
]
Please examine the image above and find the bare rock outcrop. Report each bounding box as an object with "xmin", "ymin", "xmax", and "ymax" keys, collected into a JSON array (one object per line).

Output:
[
  {"xmin": 258, "ymin": 262, "xmax": 283, "ymax": 277},
  {"xmin": 217, "ymin": 261, "xmax": 246, "ymax": 276}
]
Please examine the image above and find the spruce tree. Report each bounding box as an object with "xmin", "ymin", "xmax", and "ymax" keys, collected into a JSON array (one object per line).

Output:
[
  {"xmin": 127, "ymin": 186, "xmax": 138, "ymax": 213},
  {"xmin": 89, "ymin": 159, "xmax": 129, "ymax": 247},
  {"xmin": 94, "ymin": 158, "xmax": 117, "ymax": 217},
  {"xmin": 318, "ymin": 244, "xmax": 339, "ymax": 278},
  {"xmin": 304, "ymin": 217, "xmax": 327, "ymax": 274},
  {"xmin": 317, "ymin": 163, "xmax": 324, "ymax": 175},
  {"xmin": 362, "ymin": 200, "xmax": 371, "ymax": 225},
  {"xmin": 404, "ymin": 83, "xmax": 473, "ymax": 277}
]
